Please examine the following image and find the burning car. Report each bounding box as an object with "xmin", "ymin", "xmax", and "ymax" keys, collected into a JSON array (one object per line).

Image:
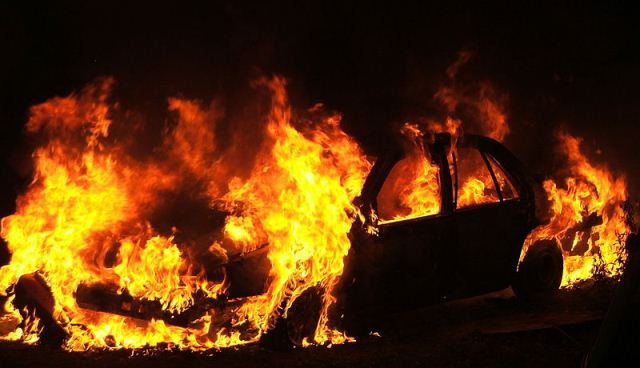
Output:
[
  {"xmin": 336, "ymin": 131, "xmax": 563, "ymax": 333},
  {"xmin": 265, "ymin": 128, "xmax": 566, "ymax": 344},
  {"xmin": 1, "ymin": 77, "xmax": 627, "ymax": 351},
  {"xmin": 11, "ymin": 128, "xmax": 563, "ymax": 347}
]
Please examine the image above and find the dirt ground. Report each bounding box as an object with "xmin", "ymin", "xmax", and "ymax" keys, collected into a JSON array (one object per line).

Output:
[{"xmin": 1, "ymin": 281, "xmax": 638, "ymax": 368}]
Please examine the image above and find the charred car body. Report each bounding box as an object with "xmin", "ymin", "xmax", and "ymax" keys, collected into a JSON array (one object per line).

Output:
[
  {"xmin": 14, "ymin": 133, "xmax": 563, "ymax": 346},
  {"xmin": 338, "ymin": 133, "xmax": 562, "ymax": 327}
]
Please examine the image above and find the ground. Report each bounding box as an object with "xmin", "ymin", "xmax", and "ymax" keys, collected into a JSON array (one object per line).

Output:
[{"xmin": 1, "ymin": 280, "xmax": 638, "ymax": 367}]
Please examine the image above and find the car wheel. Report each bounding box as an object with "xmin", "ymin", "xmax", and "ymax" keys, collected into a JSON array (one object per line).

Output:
[
  {"xmin": 260, "ymin": 286, "xmax": 324, "ymax": 349},
  {"xmin": 512, "ymin": 239, "xmax": 563, "ymax": 300}
]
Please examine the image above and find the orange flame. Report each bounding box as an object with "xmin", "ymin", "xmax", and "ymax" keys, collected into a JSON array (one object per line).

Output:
[
  {"xmin": 220, "ymin": 77, "xmax": 370, "ymax": 343},
  {"xmin": 380, "ymin": 50, "xmax": 629, "ymax": 289},
  {"xmin": 0, "ymin": 56, "xmax": 631, "ymax": 351},
  {"xmin": 0, "ymin": 76, "xmax": 370, "ymax": 349},
  {"xmin": 377, "ymin": 123, "xmax": 440, "ymax": 223},
  {"xmin": 435, "ymin": 51, "xmax": 509, "ymax": 142},
  {"xmin": 525, "ymin": 132, "xmax": 629, "ymax": 285}
]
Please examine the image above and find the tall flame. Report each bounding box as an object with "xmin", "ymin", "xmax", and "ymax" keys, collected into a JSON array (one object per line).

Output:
[
  {"xmin": 376, "ymin": 123, "xmax": 440, "ymax": 223},
  {"xmin": 0, "ymin": 76, "xmax": 370, "ymax": 349},
  {"xmin": 220, "ymin": 77, "xmax": 370, "ymax": 343},
  {"xmin": 525, "ymin": 132, "xmax": 629, "ymax": 285},
  {"xmin": 436, "ymin": 51, "xmax": 629, "ymax": 286},
  {"xmin": 380, "ymin": 50, "xmax": 629, "ymax": 288},
  {"xmin": 0, "ymin": 56, "xmax": 631, "ymax": 351}
]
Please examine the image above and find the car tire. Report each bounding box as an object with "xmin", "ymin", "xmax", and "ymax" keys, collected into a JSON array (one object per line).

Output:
[
  {"xmin": 260, "ymin": 286, "xmax": 324, "ymax": 349},
  {"xmin": 512, "ymin": 239, "xmax": 563, "ymax": 300}
]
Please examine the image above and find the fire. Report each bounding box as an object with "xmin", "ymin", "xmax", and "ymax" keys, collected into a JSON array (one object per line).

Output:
[
  {"xmin": 0, "ymin": 76, "xmax": 370, "ymax": 349},
  {"xmin": 219, "ymin": 77, "xmax": 370, "ymax": 344},
  {"xmin": 435, "ymin": 51, "xmax": 630, "ymax": 285},
  {"xmin": 376, "ymin": 123, "xmax": 440, "ymax": 223},
  {"xmin": 378, "ymin": 49, "xmax": 629, "ymax": 289},
  {"xmin": 435, "ymin": 50, "xmax": 510, "ymax": 142},
  {"xmin": 524, "ymin": 132, "xmax": 629, "ymax": 286},
  {"xmin": 458, "ymin": 177, "xmax": 497, "ymax": 207},
  {"xmin": 0, "ymin": 53, "xmax": 631, "ymax": 351}
]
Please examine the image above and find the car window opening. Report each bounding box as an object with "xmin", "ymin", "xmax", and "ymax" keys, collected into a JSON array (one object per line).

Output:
[
  {"xmin": 455, "ymin": 147, "xmax": 501, "ymax": 208},
  {"xmin": 481, "ymin": 151, "xmax": 504, "ymax": 202},
  {"xmin": 486, "ymin": 154, "xmax": 519, "ymax": 200},
  {"xmin": 376, "ymin": 140, "xmax": 441, "ymax": 224}
]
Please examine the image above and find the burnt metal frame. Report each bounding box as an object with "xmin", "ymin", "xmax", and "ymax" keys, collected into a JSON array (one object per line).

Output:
[
  {"xmin": 359, "ymin": 133, "xmax": 455, "ymax": 225},
  {"xmin": 358, "ymin": 133, "xmax": 531, "ymax": 227},
  {"xmin": 449, "ymin": 145, "xmax": 506, "ymax": 208},
  {"xmin": 480, "ymin": 150, "xmax": 504, "ymax": 202}
]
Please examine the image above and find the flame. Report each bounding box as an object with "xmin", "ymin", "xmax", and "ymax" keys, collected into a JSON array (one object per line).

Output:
[
  {"xmin": 378, "ymin": 50, "xmax": 629, "ymax": 290},
  {"xmin": 455, "ymin": 144, "xmax": 503, "ymax": 208},
  {"xmin": 525, "ymin": 132, "xmax": 629, "ymax": 286},
  {"xmin": 0, "ymin": 54, "xmax": 631, "ymax": 351},
  {"xmin": 435, "ymin": 52, "xmax": 629, "ymax": 285},
  {"xmin": 376, "ymin": 123, "xmax": 440, "ymax": 223},
  {"xmin": 435, "ymin": 50, "xmax": 509, "ymax": 142},
  {"xmin": 0, "ymin": 76, "xmax": 370, "ymax": 349},
  {"xmin": 219, "ymin": 77, "xmax": 370, "ymax": 344},
  {"xmin": 458, "ymin": 177, "xmax": 496, "ymax": 207}
]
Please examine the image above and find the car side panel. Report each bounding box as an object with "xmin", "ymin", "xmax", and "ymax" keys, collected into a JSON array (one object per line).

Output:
[
  {"xmin": 449, "ymin": 199, "xmax": 530, "ymax": 298},
  {"xmin": 345, "ymin": 214, "xmax": 455, "ymax": 312}
]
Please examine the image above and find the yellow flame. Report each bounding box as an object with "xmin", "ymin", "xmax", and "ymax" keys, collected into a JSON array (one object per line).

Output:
[
  {"xmin": 525, "ymin": 132, "xmax": 629, "ymax": 286},
  {"xmin": 0, "ymin": 76, "xmax": 370, "ymax": 349}
]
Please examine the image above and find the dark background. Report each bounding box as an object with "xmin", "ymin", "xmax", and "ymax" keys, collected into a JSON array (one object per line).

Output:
[{"xmin": 1, "ymin": 0, "xmax": 639, "ymax": 219}]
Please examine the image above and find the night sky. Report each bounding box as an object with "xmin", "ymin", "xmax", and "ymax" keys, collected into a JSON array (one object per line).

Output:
[{"xmin": 1, "ymin": 1, "xmax": 639, "ymax": 218}]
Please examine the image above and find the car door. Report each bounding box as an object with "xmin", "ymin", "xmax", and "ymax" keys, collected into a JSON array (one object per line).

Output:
[
  {"xmin": 449, "ymin": 138, "xmax": 531, "ymax": 298},
  {"xmin": 366, "ymin": 135, "xmax": 456, "ymax": 310}
]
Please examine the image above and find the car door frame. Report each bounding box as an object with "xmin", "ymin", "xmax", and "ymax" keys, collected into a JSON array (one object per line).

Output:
[
  {"xmin": 446, "ymin": 135, "xmax": 537, "ymax": 298},
  {"xmin": 348, "ymin": 134, "xmax": 457, "ymax": 309}
]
